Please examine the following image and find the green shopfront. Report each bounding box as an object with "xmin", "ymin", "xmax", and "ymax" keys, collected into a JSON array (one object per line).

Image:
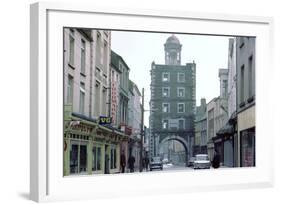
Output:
[{"xmin": 64, "ymin": 114, "xmax": 129, "ymax": 176}]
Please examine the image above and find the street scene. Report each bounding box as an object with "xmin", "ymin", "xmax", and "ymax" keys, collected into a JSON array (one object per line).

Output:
[{"xmin": 63, "ymin": 28, "xmax": 255, "ymax": 176}]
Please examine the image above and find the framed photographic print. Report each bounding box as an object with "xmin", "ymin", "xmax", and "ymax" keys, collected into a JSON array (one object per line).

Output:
[{"xmin": 30, "ymin": 2, "xmax": 274, "ymax": 202}]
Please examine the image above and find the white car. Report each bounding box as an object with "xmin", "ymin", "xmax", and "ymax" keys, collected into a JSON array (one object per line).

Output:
[
  {"xmin": 150, "ymin": 157, "xmax": 163, "ymax": 171},
  {"xmin": 193, "ymin": 154, "xmax": 211, "ymax": 169}
]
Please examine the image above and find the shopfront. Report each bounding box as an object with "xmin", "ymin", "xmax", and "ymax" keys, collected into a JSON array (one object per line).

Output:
[
  {"xmin": 240, "ymin": 127, "xmax": 255, "ymax": 167},
  {"xmin": 64, "ymin": 115, "xmax": 129, "ymax": 176}
]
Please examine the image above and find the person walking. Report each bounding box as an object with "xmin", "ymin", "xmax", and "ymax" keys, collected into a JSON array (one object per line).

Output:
[
  {"xmin": 128, "ymin": 155, "xmax": 135, "ymax": 173},
  {"xmin": 120, "ymin": 150, "xmax": 126, "ymax": 173},
  {"xmin": 144, "ymin": 156, "xmax": 149, "ymax": 171},
  {"xmin": 212, "ymin": 149, "xmax": 221, "ymax": 169}
]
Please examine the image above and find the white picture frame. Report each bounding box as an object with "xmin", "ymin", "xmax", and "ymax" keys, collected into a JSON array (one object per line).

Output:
[{"xmin": 30, "ymin": 2, "xmax": 274, "ymax": 202}]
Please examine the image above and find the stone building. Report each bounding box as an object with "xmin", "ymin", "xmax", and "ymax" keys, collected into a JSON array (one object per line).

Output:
[
  {"xmin": 216, "ymin": 38, "xmax": 237, "ymax": 167},
  {"xmin": 194, "ymin": 98, "xmax": 207, "ymax": 155},
  {"xmin": 128, "ymin": 80, "xmax": 142, "ymax": 170},
  {"xmin": 236, "ymin": 37, "xmax": 256, "ymax": 167},
  {"xmin": 207, "ymin": 69, "xmax": 229, "ymax": 161},
  {"xmin": 63, "ymin": 29, "xmax": 128, "ymax": 176},
  {"xmin": 110, "ymin": 50, "xmax": 132, "ymax": 168},
  {"xmin": 149, "ymin": 35, "xmax": 196, "ymax": 163}
]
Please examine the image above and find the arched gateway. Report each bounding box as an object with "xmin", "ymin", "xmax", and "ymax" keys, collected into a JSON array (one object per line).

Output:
[{"xmin": 159, "ymin": 135, "xmax": 189, "ymax": 167}]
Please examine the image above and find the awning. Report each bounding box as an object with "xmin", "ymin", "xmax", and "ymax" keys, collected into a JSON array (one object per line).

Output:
[{"xmin": 216, "ymin": 122, "xmax": 234, "ymax": 136}]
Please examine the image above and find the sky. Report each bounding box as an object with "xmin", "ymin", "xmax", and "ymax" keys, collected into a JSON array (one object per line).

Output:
[{"xmin": 111, "ymin": 31, "xmax": 232, "ymax": 127}]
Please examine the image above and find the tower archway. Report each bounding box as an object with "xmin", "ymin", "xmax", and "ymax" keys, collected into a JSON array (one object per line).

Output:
[{"xmin": 159, "ymin": 135, "xmax": 189, "ymax": 167}]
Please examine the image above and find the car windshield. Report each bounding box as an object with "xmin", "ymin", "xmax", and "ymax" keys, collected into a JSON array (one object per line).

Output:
[
  {"xmin": 196, "ymin": 155, "xmax": 208, "ymax": 161},
  {"xmin": 152, "ymin": 157, "xmax": 161, "ymax": 162}
]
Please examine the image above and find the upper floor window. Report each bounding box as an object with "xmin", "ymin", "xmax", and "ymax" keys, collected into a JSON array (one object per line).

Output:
[
  {"xmin": 248, "ymin": 56, "xmax": 253, "ymax": 97},
  {"xmin": 162, "ymin": 103, "xmax": 170, "ymax": 113},
  {"xmin": 162, "ymin": 119, "xmax": 169, "ymax": 129},
  {"xmin": 69, "ymin": 32, "xmax": 75, "ymax": 66},
  {"xmin": 179, "ymin": 119, "xmax": 185, "ymax": 130},
  {"xmin": 162, "ymin": 87, "xmax": 170, "ymax": 97},
  {"xmin": 240, "ymin": 65, "xmax": 245, "ymax": 104},
  {"xmin": 80, "ymin": 39, "xmax": 86, "ymax": 74},
  {"xmin": 162, "ymin": 72, "xmax": 170, "ymax": 82},
  {"xmin": 67, "ymin": 75, "xmax": 74, "ymax": 103},
  {"xmin": 178, "ymin": 73, "xmax": 185, "ymax": 82},
  {"xmin": 79, "ymin": 82, "xmax": 85, "ymax": 114},
  {"xmin": 178, "ymin": 103, "xmax": 185, "ymax": 113},
  {"xmin": 177, "ymin": 87, "xmax": 185, "ymax": 97}
]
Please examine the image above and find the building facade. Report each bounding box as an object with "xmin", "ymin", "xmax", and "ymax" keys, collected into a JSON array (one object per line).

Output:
[
  {"xmin": 216, "ymin": 38, "xmax": 237, "ymax": 167},
  {"xmin": 149, "ymin": 35, "xmax": 196, "ymax": 162},
  {"xmin": 207, "ymin": 69, "xmax": 229, "ymax": 161},
  {"xmin": 111, "ymin": 50, "xmax": 133, "ymax": 169},
  {"xmin": 194, "ymin": 98, "xmax": 207, "ymax": 155},
  {"xmin": 236, "ymin": 37, "xmax": 256, "ymax": 167},
  {"xmin": 128, "ymin": 80, "xmax": 142, "ymax": 170},
  {"xmin": 63, "ymin": 28, "xmax": 128, "ymax": 176}
]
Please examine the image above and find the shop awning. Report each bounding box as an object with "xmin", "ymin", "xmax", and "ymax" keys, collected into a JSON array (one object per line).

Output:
[{"xmin": 216, "ymin": 122, "xmax": 234, "ymax": 136}]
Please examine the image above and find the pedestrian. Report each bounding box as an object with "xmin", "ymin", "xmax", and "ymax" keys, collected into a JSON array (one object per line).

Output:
[
  {"xmin": 128, "ymin": 155, "xmax": 135, "ymax": 173},
  {"xmin": 212, "ymin": 149, "xmax": 221, "ymax": 169},
  {"xmin": 145, "ymin": 156, "xmax": 149, "ymax": 171},
  {"xmin": 120, "ymin": 150, "xmax": 126, "ymax": 173}
]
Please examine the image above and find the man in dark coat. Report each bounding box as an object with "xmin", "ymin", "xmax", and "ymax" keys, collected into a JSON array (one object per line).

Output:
[
  {"xmin": 128, "ymin": 155, "xmax": 135, "ymax": 173},
  {"xmin": 120, "ymin": 150, "xmax": 126, "ymax": 173},
  {"xmin": 212, "ymin": 149, "xmax": 221, "ymax": 169}
]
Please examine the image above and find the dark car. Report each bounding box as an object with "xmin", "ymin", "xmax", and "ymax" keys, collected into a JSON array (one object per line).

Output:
[{"xmin": 150, "ymin": 157, "xmax": 163, "ymax": 171}]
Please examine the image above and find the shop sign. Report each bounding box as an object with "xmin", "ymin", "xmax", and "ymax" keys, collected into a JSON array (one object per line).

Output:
[
  {"xmin": 71, "ymin": 123, "xmax": 93, "ymax": 134},
  {"xmin": 99, "ymin": 116, "xmax": 112, "ymax": 125}
]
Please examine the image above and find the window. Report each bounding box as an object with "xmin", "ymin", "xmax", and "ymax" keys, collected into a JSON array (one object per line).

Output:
[
  {"xmin": 80, "ymin": 39, "xmax": 86, "ymax": 74},
  {"xmin": 96, "ymin": 32, "xmax": 103, "ymax": 66},
  {"xmin": 248, "ymin": 56, "xmax": 253, "ymax": 97},
  {"xmin": 162, "ymin": 72, "xmax": 169, "ymax": 82},
  {"xmin": 179, "ymin": 119, "xmax": 185, "ymax": 130},
  {"xmin": 240, "ymin": 65, "xmax": 245, "ymax": 103},
  {"xmin": 162, "ymin": 87, "xmax": 170, "ymax": 97},
  {"xmin": 178, "ymin": 87, "xmax": 185, "ymax": 97},
  {"xmin": 162, "ymin": 103, "xmax": 170, "ymax": 113},
  {"xmin": 79, "ymin": 82, "xmax": 85, "ymax": 114},
  {"xmin": 92, "ymin": 146, "xmax": 101, "ymax": 171},
  {"xmin": 178, "ymin": 73, "xmax": 185, "ymax": 82},
  {"xmin": 69, "ymin": 32, "xmax": 75, "ymax": 66},
  {"xmin": 162, "ymin": 119, "xmax": 169, "ymax": 129},
  {"xmin": 102, "ymin": 87, "xmax": 107, "ymax": 115},
  {"xmin": 240, "ymin": 128, "xmax": 255, "ymax": 167},
  {"xmin": 103, "ymin": 41, "xmax": 108, "ymax": 73},
  {"xmin": 222, "ymin": 80, "xmax": 228, "ymax": 98},
  {"xmin": 70, "ymin": 143, "xmax": 88, "ymax": 174},
  {"xmin": 67, "ymin": 75, "xmax": 73, "ymax": 103},
  {"xmin": 178, "ymin": 103, "xmax": 185, "ymax": 113}
]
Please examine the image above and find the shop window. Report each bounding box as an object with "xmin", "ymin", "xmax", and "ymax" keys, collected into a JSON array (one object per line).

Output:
[
  {"xmin": 92, "ymin": 146, "xmax": 101, "ymax": 171},
  {"xmin": 110, "ymin": 146, "xmax": 117, "ymax": 169},
  {"xmin": 70, "ymin": 143, "xmax": 88, "ymax": 174},
  {"xmin": 240, "ymin": 128, "xmax": 255, "ymax": 167}
]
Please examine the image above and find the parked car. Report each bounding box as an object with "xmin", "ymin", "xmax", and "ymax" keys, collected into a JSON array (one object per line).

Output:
[
  {"xmin": 193, "ymin": 154, "xmax": 211, "ymax": 169},
  {"xmin": 188, "ymin": 157, "xmax": 195, "ymax": 167},
  {"xmin": 150, "ymin": 157, "xmax": 163, "ymax": 171},
  {"xmin": 162, "ymin": 158, "xmax": 169, "ymax": 164}
]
